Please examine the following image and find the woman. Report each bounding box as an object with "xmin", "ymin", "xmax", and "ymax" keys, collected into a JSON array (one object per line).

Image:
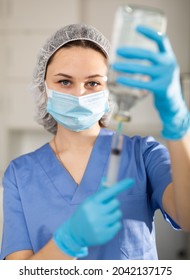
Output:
[{"xmin": 0, "ymin": 24, "xmax": 190, "ymax": 260}]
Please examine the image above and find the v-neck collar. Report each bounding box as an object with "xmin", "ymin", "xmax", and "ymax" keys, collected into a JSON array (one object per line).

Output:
[{"xmin": 35, "ymin": 128, "xmax": 113, "ymax": 205}]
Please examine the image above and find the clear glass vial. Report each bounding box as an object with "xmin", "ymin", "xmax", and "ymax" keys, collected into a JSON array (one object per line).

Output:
[{"xmin": 108, "ymin": 5, "xmax": 167, "ymax": 122}]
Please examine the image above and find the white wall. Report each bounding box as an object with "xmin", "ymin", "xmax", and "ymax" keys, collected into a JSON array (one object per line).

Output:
[
  {"xmin": 1, "ymin": 0, "xmax": 190, "ymax": 168},
  {"xmin": 0, "ymin": 0, "xmax": 190, "ymax": 259},
  {"xmin": 1, "ymin": 0, "xmax": 190, "ymax": 169},
  {"xmin": 0, "ymin": 187, "xmax": 2, "ymax": 245}
]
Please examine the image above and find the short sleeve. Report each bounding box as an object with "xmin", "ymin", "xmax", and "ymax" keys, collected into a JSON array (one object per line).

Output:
[
  {"xmin": 143, "ymin": 136, "xmax": 180, "ymax": 230},
  {"xmin": 0, "ymin": 163, "xmax": 32, "ymax": 260}
]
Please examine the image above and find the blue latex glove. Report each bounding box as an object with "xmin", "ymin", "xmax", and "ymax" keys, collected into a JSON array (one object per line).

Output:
[
  {"xmin": 53, "ymin": 178, "xmax": 134, "ymax": 258},
  {"xmin": 112, "ymin": 25, "xmax": 190, "ymax": 140}
]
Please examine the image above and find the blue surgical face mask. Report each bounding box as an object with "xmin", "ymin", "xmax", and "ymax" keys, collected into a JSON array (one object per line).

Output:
[{"xmin": 46, "ymin": 87, "xmax": 109, "ymax": 132}]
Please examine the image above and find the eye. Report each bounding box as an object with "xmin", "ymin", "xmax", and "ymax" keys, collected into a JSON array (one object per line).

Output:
[
  {"xmin": 87, "ymin": 81, "xmax": 100, "ymax": 87},
  {"xmin": 59, "ymin": 79, "xmax": 71, "ymax": 86}
]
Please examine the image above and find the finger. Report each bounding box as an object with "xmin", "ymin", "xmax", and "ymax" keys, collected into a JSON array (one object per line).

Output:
[
  {"xmin": 116, "ymin": 76, "xmax": 154, "ymax": 92},
  {"xmin": 136, "ymin": 25, "xmax": 166, "ymax": 52},
  {"xmin": 107, "ymin": 221, "xmax": 122, "ymax": 240},
  {"xmin": 116, "ymin": 47, "xmax": 160, "ymax": 64},
  {"xmin": 96, "ymin": 178, "xmax": 134, "ymax": 203},
  {"xmin": 101, "ymin": 198, "xmax": 120, "ymax": 213},
  {"xmin": 136, "ymin": 25, "xmax": 175, "ymax": 56},
  {"xmin": 106, "ymin": 209, "xmax": 122, "ymax": 225},
  {"xmin": 98, "ymin": 207, "xmax": 122, "ymax": 227},
  {"xmin": 116, "ymin": 75, "xmax": 171, "ymax": 94},
  {"xmin": 97, "ymin": 221, "xmax": 122, "ymax": 245},
  {"xmin": 112, "ymin": 62, "xmax": 166, "ymax": 78}
]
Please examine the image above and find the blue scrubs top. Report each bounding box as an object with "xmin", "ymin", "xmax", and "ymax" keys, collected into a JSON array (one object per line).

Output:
[{"xmin": 0, "ymin": 128, "xmax": 178, "ymax": 260}]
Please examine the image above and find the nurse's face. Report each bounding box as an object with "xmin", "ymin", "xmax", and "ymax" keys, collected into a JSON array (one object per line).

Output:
[{"xmin": 45, "ymin": 46, "xmax": 108, "ymax": 96}]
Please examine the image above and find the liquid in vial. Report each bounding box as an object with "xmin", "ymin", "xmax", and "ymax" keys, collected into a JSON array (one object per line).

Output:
[{"xmin": 108, "ymin": 5, "xmax": 167, "ymax": 122}]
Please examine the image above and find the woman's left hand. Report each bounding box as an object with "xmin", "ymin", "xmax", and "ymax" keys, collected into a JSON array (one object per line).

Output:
[{"xmin": 112, "ymin": 25, "xmax": 190, "ymax": 140}]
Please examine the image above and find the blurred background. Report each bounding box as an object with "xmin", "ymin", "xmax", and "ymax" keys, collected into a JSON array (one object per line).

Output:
[{"xmin": 0, "ymin": 0, "xmax": 190, "ymax": 259}]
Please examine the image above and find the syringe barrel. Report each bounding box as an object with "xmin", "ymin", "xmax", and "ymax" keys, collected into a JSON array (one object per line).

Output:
[
  {"xmin": 106, "ymin": 132, "xmax": 124, "ymax": 186},
  {"xmin": 111, "ymin": 132, "xmax": 123, "ymax": 151},
  {"xmin": 106, "ymin": 153, "xmax": 121, "ymax": 186}
]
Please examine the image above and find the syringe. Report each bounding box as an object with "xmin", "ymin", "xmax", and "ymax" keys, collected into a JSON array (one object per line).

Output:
[{"xmin": 106, "ymin": 122, "xmax": 124, "ymax": 186}]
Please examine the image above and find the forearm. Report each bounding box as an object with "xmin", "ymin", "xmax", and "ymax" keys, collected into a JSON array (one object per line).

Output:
[
  {"xmin": 6, "ymin": 239, "xmax": 75, "ymax": 260},
  {"xmin": 166, "ymin": 130, "xmax": 190, "ymax": 231},
  {"xmin": 29, "ymin": 239, "xmax": 75, "ymax": 260}
]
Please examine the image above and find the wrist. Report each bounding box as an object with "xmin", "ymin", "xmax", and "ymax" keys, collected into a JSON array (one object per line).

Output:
[
  {"xmin": 53, "ymin": 220, "xmax": 88, "ymax": 258},
  {"xmin": 161, "ymin": 109, "xmax": 190, "ymax": 140}
]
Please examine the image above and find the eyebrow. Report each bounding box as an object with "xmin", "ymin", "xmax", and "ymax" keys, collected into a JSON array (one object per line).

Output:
[{"xmin": 54, "ymin": 73, "xmax": 106, "ymax": 79}]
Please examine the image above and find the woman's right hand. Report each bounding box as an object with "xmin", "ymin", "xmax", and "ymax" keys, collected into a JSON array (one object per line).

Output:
[{"xmin": 53, "ymin": 178, "xmax": 134, "ymax": 258}]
